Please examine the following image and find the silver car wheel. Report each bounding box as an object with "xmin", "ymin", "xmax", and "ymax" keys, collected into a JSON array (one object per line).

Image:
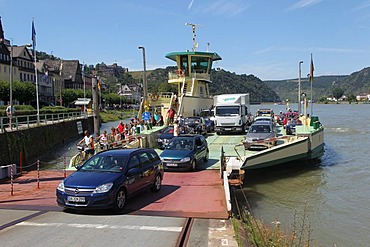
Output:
[
  {"xmin": 115, "ymin": 189, "xmax": 126, "ymax": 210},
  {"xmin": 151, "ymin": 174, "xmax": 162, "ymax": 192}
]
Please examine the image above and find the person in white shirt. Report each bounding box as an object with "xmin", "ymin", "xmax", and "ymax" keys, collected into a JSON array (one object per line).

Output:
[{"xmin": 77, "ymin": 130, "xmax": 95, "ymax": 160}]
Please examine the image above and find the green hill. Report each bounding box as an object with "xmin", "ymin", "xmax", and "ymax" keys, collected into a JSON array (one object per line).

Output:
[
  {"xmin": 264, "ymin": 75, "xmax": 348, "ymax": 102},
  {"xmin": 129, "ymin": 67, "xmax": 280, "ymax": 103}
]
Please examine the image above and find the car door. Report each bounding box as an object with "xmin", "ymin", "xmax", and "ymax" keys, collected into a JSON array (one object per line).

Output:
[
  {"xmin": 138, "ymin": 151, "xmax": 155, "ymax": 188},
  {"xmin": 126, "ymin": 154, "xmax": 143, "ymax": 194},
  {"xmin": 194, "ymin": 136, "xmax": 206, "ymax": 162}
]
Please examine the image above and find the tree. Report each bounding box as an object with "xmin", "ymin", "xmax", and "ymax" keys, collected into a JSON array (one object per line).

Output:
[
  {"xmin": 347, "ymin": 94, "xmax": 356, "ymax": 103},
  {"xmin": 61, "ymin": 89, "xmax": 78, "ymax": 106},
  {"xmin": 0, "ymin": 80, "xmax": 36, "ymax": 104},
  {"xmin": 332, "ymin": 87, "xmax": 344, "ymax": 100}
]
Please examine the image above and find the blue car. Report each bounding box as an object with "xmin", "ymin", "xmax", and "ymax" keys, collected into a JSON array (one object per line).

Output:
[
  {"xmin": 56, "ymin": 148, "xmax": 164, "ymax": 211},
  {"xmin": 160, "ymin": 134, "xmax": 209, "ymax": 171},
  {"xmin": 157, "ymin": 125, "xmax": 175, "ymax": 149}
]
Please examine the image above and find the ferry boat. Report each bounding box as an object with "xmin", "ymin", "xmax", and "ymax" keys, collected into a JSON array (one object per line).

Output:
[
  {"xmin": 146, "ymin": 23, "xmax": 221, "ymax": 122},
  {"xmin": 223, "ymin": 98, "xmax": 325, "ymax": 185}
]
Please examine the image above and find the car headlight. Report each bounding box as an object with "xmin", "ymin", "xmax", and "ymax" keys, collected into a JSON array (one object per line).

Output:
[
  {"xmin": 180, "ymin": 157, "xmax": 191, "ymax": 163},
  {"xmin": 57, "ymin": 181, "xmax": 65, "ymax": 192},
  {"xmin": 93, "ymin": 182, "xmax": 113, "ymax": 194}
]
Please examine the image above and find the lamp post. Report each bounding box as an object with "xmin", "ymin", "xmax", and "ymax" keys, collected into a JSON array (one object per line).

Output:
[
  {"xmin": 9, "ymin": 39, "xmax": 13, "ymax": 128},
  {"xmin": 298, "ymin": 61, "xmax": 303, "ymax": 115},
  {"xmin": 138, "ymin": 46, "xmax": 147, "ymax": 101}
]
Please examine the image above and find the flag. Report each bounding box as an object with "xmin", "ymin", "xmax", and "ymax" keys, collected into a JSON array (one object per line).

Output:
[
  {"xmin": 310, "ymin": 53, "xmax": 314, "ymax": 83},
  {"xmin": 43, "ymin": 71, "xmax": 48, "ymax": 82},
  {"xmin": 31, "ymin": 19, "xmax": 36, "ymax": 54},
  {"xmin": 82, "ymin": 64, "xmax": 85, "ymax": 78},
  {"xmin": 59, "ymin": 60, "xmax": 63, "ymax": 76}
]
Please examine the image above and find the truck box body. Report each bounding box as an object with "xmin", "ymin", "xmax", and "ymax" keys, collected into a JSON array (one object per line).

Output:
[{"xmin": 213, "ymin": 94, "xmax": 251, "ymax": 134}]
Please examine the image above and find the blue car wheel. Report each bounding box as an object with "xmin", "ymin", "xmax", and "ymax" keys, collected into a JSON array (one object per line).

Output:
[{"xmin": 112, "ymin": 188, "xmax": 126, "ymax": 212}]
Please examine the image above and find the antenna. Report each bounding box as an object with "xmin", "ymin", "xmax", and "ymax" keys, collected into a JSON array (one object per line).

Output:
[
  {"xmin": 206, "ymin": 42, "xmax": 210, "ymax": 52},
  {"xmin": 185, "ymin": 22, "xmax": 201, "ymax": 52}
]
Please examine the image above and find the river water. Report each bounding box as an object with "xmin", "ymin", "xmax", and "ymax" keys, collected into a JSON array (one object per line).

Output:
[{"xmin": 241, "ymin": 103, "xmax": 370, "ymax": 247}]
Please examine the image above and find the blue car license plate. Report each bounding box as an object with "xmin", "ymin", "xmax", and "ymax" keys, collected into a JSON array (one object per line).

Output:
[{"xmin": 67, "ymin": 196, "xmax": 85, "ymax": 202}]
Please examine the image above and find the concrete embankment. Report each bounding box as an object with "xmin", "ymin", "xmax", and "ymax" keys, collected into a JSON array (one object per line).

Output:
[{"xmin": 0, "ymin": 117, "xmax": 94, "ymax": 168}]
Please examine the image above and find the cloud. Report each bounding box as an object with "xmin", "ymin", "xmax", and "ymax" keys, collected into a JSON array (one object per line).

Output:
[
  {"xmin": 197, "ymin": 0, "xmax": 250, "ymax": 17},
  {"xmin": 188, "ymin": 0, "xmax": 195, "ymax": 10},
  {"xmin": 288, "ymin": 0, "xmax": 323, "ymax": 10}
]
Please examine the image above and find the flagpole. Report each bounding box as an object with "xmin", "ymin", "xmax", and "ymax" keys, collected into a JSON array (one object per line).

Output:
[
  {"xmin": 310, "ymin": 53, "xmax": 314, "ymax": 116},
  {"xmin": 82, "ymin": 62, "xmax": 86, "ymax": 116},
  {"xmin": 32, "ymin": 18, "xmax": 39, "ymax": 124}
]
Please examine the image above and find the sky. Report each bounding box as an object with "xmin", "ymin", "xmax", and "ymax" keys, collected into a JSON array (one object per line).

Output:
[{"xmin": 1, "ymin": 0, "xmax": 370, "ymax": 80}]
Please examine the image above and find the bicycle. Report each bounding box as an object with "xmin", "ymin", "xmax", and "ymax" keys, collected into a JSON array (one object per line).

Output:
[{"xmin": 70, "ymin": 145, "xmax": 86, "ymax": 168}]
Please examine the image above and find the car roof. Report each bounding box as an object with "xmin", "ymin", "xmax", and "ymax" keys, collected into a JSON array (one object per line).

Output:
[
  {"xmin": 171, "ymin": 134, "xmax": 202, "ymax": 139},
  {"xmin": 96, "ymin": 148, "xmax": 154, "ymax": 156},
  {"xmin": 251, "ymin": 121, "xmax": 272, "ymax": 126},
  {"xmin": 257, "ymin": 108, "xmax": 273, "ymax": 110},
  {"xmin": 255, "ymin": 116, "xmax": 273, "ymax": 119}
]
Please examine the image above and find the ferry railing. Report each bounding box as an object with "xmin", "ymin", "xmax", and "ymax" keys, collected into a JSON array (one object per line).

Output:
[
  {"xmin": 168, "ymin": 71, "xmax": 210, "ymax": 81},
  {"xmin": 0, "ymin": 112, "xmax": 88, "ymax": 133}
]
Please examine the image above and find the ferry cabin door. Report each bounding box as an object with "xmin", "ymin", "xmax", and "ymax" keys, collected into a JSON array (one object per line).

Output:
[{"xmin": 180, "ymin": 56, "xmax": 188, "ymax": 76}]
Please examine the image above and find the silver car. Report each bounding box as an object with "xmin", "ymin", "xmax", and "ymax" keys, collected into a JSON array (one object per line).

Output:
[{"xmin": 244, "ymin": 121, "xmax": 276, "ymax": 150}]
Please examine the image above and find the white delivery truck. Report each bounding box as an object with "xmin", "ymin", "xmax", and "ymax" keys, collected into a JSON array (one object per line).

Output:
[{"xmin": 213, "ymin": 93, "xmax": 251, "ymax": 134}]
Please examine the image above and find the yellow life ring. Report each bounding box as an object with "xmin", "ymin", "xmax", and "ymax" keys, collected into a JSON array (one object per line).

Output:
[{"xmin": 176, "ymin": 69, "xmax": 184, "ymax": 77}]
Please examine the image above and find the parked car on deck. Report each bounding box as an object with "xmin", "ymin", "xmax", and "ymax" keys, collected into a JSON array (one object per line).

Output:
[
  {"xmin": 254, "ymin": 116, "xmax": 276, "ymax": 128},
  {"xmin": 256, "ymin": 108, "xmax": 274, "ymax": 117},
  {"xmin": 160, "ymin": 134, "xmax": 209, "ymax": 171},
  {"xmin": 183, "ymin": 117, "xmax": 207, "ymax": 135},
  {"xmin": 157, "ymin": 125, "xmax": 194, "ymax": 149},
  {"xmin": 243, "ymin": 121, "xmax": 276, "ymax": 150},
  {"xmin": 56, "ymin": 148, "xmax": 164, "ymax": 212},
  {"xmin": 157, "ymin": 125, "xmax": 175, "ymax": 149},
  {"xmin": 203, "ymin": 117, "xmax": 215, "ymax": 132}
]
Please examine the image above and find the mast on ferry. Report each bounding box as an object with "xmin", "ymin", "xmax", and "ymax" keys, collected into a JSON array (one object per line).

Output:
[{"xmin": 185, "ymin": 22, "xmax": 201, "ymax": 52}]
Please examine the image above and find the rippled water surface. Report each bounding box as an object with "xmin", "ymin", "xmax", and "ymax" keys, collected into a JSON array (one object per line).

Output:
[{"xmin": 242, "ymin": 103, "xmax": 370, "ymax": 246}]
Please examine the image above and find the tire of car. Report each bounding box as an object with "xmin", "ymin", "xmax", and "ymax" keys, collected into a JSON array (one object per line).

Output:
[
  {"xmin": 151, "ymin": 174, "xmax": 162, "ymax": 192},
  {"xmin": 190, "ymin": 159, "xmax": 196, "ymax": 171},
  {"xmin": 204, "ymin": 149, "xmax": 209, "ymax": 162},
  {"xmin": 112, "ymin": 188, "xmax": 126, "ymax": 212}
]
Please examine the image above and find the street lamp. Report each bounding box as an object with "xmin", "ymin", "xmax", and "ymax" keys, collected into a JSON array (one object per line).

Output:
[
  {"xmin": 9, "ymin": 39, "xmax": 13, "ymax": 128},
  {"xmin": 298, "ymin": 61, "xmax": 303, "ymax": 115},
  {"xmin": 138, "ymin": 46, "xmax": 147, "ymax": 100}
]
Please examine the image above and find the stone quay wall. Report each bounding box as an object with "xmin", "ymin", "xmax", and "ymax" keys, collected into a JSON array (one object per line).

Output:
[{"xmin": 0, "ymin": 117, "xmax": 94, "ymax": 168}]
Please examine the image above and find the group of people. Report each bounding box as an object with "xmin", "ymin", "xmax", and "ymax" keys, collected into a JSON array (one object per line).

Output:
[{"xmin": 76, "ymin": 108, "xmax": 176, "ymax": 160}]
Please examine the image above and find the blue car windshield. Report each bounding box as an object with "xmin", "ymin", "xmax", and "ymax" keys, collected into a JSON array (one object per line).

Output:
[
  {"xmin": 80, "ymin": 155, "xmax": 127, "ymax": 173},
  {"xmin": 166, "ymin": 138, "xmax": 194, "ymax": 150}
]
